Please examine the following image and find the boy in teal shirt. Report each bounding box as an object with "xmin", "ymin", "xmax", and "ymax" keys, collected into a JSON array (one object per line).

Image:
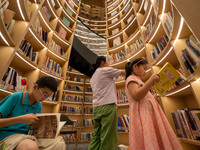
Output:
[{"xmin": 0, "ymin": 76, "xmax": 65, "ymax": 150}]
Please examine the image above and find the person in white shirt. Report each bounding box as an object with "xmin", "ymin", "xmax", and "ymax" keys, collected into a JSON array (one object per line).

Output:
[{"xmin": 88, "ymin": 56, "xmax": 125, "ymax": 150}]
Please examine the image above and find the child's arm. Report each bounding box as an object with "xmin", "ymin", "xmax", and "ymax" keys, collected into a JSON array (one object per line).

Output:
[
  {"xmin": 0, "ymin": 113, "xmax": 39, "ymax": 128},
  {"xmin": 120, "ymin": 69, "xmax": 126, "ymax": 76},
  {"xmin": 128, "ymin": 74, "xmax": 160, "ymax": 101}
]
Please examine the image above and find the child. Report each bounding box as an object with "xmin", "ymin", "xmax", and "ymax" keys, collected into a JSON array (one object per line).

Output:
[
  {"xmin": 0, "ymin": 76, "xmax": 66, "ymax": 150},
  {"xmin": 89, "ymin": 56, "xmax": 125, "ymax": 150},
  {"xmin": 125, "ymin": 58, "xmax": 182, "ymax": 150}
]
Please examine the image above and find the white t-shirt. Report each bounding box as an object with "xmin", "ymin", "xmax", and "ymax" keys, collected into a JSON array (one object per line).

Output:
[{"xmin": 90, "ymin": 67, "xmax": 121, "ymax": 107}]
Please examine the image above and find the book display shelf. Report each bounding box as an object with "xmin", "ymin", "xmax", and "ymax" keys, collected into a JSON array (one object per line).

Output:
[
  {"xmin": 61, "ymin": 67, "xmax": 94, "ymax": 144},
  {"xmin": 78, "ymin": 15, "xmax": 107, "ymax": 38},
  {"xmin": 0, "ymin": 0, "xmax": 80, "ymax": 112},
  {"xmin": 106, "ymin": 0, "xmax": 200, "ymax": 149},
  {"xmin": 75, "ymin": 19, "xmax": 107, "ymax": 56}
]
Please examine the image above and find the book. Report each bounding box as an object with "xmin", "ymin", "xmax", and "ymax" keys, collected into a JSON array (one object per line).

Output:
[
  {"xmin": 113, "ymin": 37, "xmax": 121, "ymax": 47},
  {"xmin": 62, "ymin": 17, "xmax": 70, "ymax": 27},
  {"xmin": 58, "ymin": 26, "xmax": 67, "ymax": 39},
  {"xmin": 28, "ymin": 113, "xmax": 66, "ymax": 138},
  {"xmin": 66, "ymin": 7, "xmax": 73, "ymax": 16},
  {"xmin": 153, "ymin": 62, "xmax": 180, "ymax": 96},
  {"xmin": 112, "ymin": 28, "xmax": 119, "ymax": 35},
  {"xmin": 3, "ymin": 9, "xmax": 15, "ymax": 27}
]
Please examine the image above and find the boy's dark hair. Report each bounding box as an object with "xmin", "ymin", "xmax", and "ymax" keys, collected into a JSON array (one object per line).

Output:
[
  {"xmin": 125, "ymin": 58, "xmax": 147, "ymax": 79},
  {"xmin": 90, "ymin": 56, "xmax": 107, "ymax": 76},
  {"xmin": 36, "ymin": 76, "xmax": 57, "ymax": 92}
]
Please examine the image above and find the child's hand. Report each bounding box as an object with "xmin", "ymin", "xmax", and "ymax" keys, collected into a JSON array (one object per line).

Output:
[
  {"xmin": 150, "ymin": 74, "xmax": 160, "ymax": 83},
  {"xmin": 20, "ymin": 114, "xmax": 39, "ymax": 125},
  {"xmin": 153, "ymin": 93, "xmax": 160, "ymax": 100}
]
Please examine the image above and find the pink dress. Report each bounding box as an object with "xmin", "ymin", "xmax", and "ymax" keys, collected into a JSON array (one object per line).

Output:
[{"xmin": 125, "ymin": 75, "xmax": 183, "ymax": 150}]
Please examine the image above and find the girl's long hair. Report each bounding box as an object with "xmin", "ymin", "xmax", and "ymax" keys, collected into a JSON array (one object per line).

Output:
[
  {"xmin": 90, "ymin": 56, "xmax": 106, "ymax": 76},
  {"xmin": 125, "ymin": 58, "xmax": 147, "ymax": 79}
]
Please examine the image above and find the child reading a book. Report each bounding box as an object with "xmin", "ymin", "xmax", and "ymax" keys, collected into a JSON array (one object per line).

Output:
[
  {"xmin": 0, "ymin": 76, "xmax": 66, "ymax": 150},
  {"xmin": 88, "ymin": 56, "xmax": 125, "ymax": 150},
  {"xmin": 125, "ymin": 58, "xmax": 182, "ymax": 150}
]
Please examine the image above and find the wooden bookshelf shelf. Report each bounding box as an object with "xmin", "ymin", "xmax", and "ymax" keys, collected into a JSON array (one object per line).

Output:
[
  {"xmin": 61, "ymin": 101, "xmax": 83, "ymax": 104},
  {"xmin": 180, "ymin": 138, "xmax": 200, "ymax": 147},
  {"xmin": 117, "ymin": 103, "xmax": 129, "ymax": 107},
  {"xmin": 0, "ymin": 0, "xmax": 200, "ymax": 149}
]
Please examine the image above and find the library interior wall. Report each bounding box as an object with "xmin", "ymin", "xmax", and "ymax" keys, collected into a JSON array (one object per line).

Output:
[{"xmin": 1, "ymin": 0, "xmax": 200, "ymax": 149}]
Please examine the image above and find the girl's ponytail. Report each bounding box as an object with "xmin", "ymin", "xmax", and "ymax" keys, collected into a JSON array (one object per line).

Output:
[
  {"xmin": 125, "ymin": 62, "xmax": 132, "ymax": 79},
  {"xmin": 90, "ymin": 56, "xmax": 106, "ymax": 76}
]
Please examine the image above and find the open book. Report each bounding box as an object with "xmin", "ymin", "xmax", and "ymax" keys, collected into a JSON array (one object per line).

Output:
[
  {"xmin": 28, "ymin": 113, "xmax": 66, "ymax": 138},
  {"xmin": 153, "ymin": 62, "xmax": 180, "ymax": 96}
]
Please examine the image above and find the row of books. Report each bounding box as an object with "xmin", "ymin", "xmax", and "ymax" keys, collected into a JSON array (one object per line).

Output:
[
  {"xmin": 87, "ymin": 45, "xmax": 107, "ymax": 49},
  {"xmin": 107, "ymin": 0, "xmax": 127, "ymax": 13},
  {"xmin": 43, "ymin": 7, "xmax": 70, "ymax": 40},
  {"xmin": 181, "ymin": 35, "xmax": 200, "ymax": 75},
  {"xmin": 151, "ymin": 35, "xmax": 169, "ymax": 60},
  {"xmin": 118, "ymin": 114, "xmax": 129, "ymax": 133},
  {"xmin": 62, "ymin": 94, "xmax": 83, "ymax": 102},
  {"xmin": 67, "ymin": 74, "xmax": 83, "ymax": 82},
  {"xmin": 172, "ymin": 108, "xmax": 200, "ymax": 140},
  {"xmin": 65, "ymin": 85, "xmax": 83, "ymax": 92},
  {"xmin": 61, "ymin": 133, "xmax": 77, "ymax": 142},
  {"xmin": 0, "ymin": 67, "xmax": 27, "ymax": 92},
  {"xmin": 107, "ymin": 1, "xmax": 118, "ymax": 12},
  {"xmin": 164, "ymin": 10, "xmax": 173, "ymax": 34},
  {"xmin": 143, "ymin": 11, "xmax": 156, "ymax": 40},
  {"xmin": 80, "ymin": 132, "xmax": 94, "ymax": 141},
  {"xmin": 108, "ymin": 49, "xmax": 126, "ymax": 64},
  {"xmin": 108, "ymin": 37, "xmax": 144, "ymax": 64},
  {"xmin": 85, "ymin": 96, "xmax": 93, "ymax": 102},
  {"xmin": 46, "ymin": 90, "xmax": 59, "ymax": 101},
  {"xmin": 60, "ymin": 106, "xmax": 81, "ymax": 114},
  {"xmin": 117, "ymin": 89, "xmax": 128, "ymax": 104},
  {"xmin": 82, "ymin": 107, "xmax": 93, "ymax": 114},
  {"xmin": 166, "ymin": 67, "xmax": 187, "ymax": 92},
  {"xmin": 123, "ymin": 4, "xmax": 130, "ymax": 14},
  {"xmin": 84, "ymin": 86, "xmax": 92, "ymax": 92},
  {"xmin": 109, "ymin": 9, "xmax": 131, "ymax": 25},
  {"xmin": 42, "ymin": 6, "xmax": 51, "ymax": 21},
  {"xmin": 81, "ymin": 119, "xmax": 94, "ymax": 127},
  {"xmin": 42, "ymin": 56, "xmax": 63, "ymax": 76},
  {"xmin": 1, "ymin": 1, "xmax": 16, "ymax": 34},
  {"xmin": 18, "ymin": 39, "xmax": 39, "ymax": 64},
  {"xmin": 48, "ymin": 39, "xmax": 65, "ymax": 57},
  {"xmin": 32, "ymin": 17, "xmax": 49, "ymax": 44}
]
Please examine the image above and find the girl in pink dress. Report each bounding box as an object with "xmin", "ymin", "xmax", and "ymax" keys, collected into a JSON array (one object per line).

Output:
[{"xmin": 125, "ymin": 58, "xmax": 182, "ymax": 150}]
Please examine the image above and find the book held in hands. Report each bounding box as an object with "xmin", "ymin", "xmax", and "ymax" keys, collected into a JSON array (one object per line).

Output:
[
  {"xmin": 28, "ymin": 113, "xmax": 66, "ymax": 138},
  {"xmin": 153, "ymin": 62, "xmax": 180, "ymax": 96}
]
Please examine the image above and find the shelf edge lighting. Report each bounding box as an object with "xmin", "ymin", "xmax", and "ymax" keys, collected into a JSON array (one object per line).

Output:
[
  {"xmin": 142, "ymin": 5, "xmax": 152, "ymax": 26},
  {"xmin": 156, "ymin": 17, "xmax": 184, "ymax": 65},
  {"xmin": 17, "ymin": 0, "xmax": 25, "ymax": 21},
  {"xmin": 15, "ymin": 52, "xmax": 39, "ymax": 70},
  {"xmin": 0, "ymin": 32, "xmax": 10, "ymax": 46},
  {"xmin": 39, "ymin": 11, "xmax": 52, "ymax": 31},
  {"xmin": 29, "ymin": 28, "xmax": 46, "ymax": 48},
  {"xmin": 56, "ymin": 0, "xmax": 75, "ymax": 22},
  {"xmin": 110, "ymin": 47, "xmax": 145, "ymax": 66},
  {"xmin": 166, "ymin": 85, "xmax": 190, "ymax": 96},
  {"xmin": 40, "ymin": 70, "xmax": 62, "ymax": 80},
  {"xmin": 0, "ymin": 88, "xmax": 13, "ymax": 94}
]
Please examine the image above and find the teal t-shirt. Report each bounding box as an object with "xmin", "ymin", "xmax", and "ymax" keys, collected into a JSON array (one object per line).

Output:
[{"xmin": 0, "ymin": 91, "xmax": 42, "ymax": 140}]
